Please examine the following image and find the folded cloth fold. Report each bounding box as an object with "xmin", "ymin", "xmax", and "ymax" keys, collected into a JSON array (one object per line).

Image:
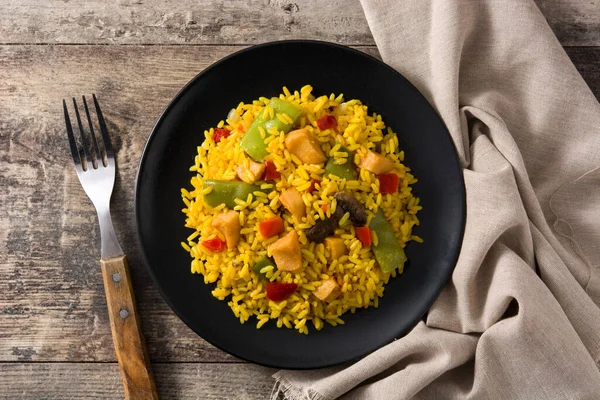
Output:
[{"xmin": 272, "ymin": 0, "xmax": 600, "ymax": 398}]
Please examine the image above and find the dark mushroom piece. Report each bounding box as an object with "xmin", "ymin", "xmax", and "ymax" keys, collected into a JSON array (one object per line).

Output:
[
  {"xmin": 305, "ymin": 191, "xmax": 368, "ymax": 243},
  {"xmin": 334, "ymin": 192, "xmax": 367, "ymax": 226},
  {"xmin": 305, "ymin": 208, "xmax": 343, "ymax": 243}
]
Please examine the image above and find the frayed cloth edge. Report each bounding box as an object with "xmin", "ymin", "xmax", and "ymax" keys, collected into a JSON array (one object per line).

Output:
[{"xmin": 271, "ymin": 372, "xmax": 327, "ymax": 400}]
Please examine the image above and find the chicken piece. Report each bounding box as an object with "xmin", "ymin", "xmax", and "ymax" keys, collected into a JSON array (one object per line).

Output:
[
  {"xmin": 210, "ymin": 210, "xmax": 240, "ymax": 249},
  {"xmin": 280, "ymin": 188, "xmax": 306, "ymax": 218},
  {"xmin": 284, "ymin": 128, "xmax": 327, "ymax": 164},
  {"xmin": 324, "ymin": 237, "xmax": 346, "ymax": 259},
  {"xmin": 313, "ymin": 278, "xmax": 339, "ymax": 301},
  {"xmin": 358, "ymin": 150, "xmax": 394, "ymax": 174},
  {"xmin": 269, "ymin": 231, "xmax": 303, "ymax": 272},
  {"xmin": 236, "ymin": 159, "xmax": 266, "ymax": 184}
]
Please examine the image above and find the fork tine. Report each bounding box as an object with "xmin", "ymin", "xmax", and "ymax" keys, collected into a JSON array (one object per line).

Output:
[
  {"xmin": 82, "ymin": 95, "xmax": 103, "ymax": 168},
  {"xmin": 63, "ymin": 99, "xmax": 82, "ymax": 168},
  {"xmin": 92, "ymin": 94, "xmax": 114, "ymax": 161},
  {"xmin": 72, "ymin": 97, "xmax": 92, "ymax": 170}
]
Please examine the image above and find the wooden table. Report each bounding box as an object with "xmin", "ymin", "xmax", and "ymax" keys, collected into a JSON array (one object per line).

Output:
[{"xmin": 1, "ymin": 1, "xmax": 598, "ymax": 398}]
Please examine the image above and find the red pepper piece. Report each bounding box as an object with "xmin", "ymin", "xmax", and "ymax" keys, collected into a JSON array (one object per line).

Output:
[
  {"xmin": 307, "ymin": 179, "xmax": 320, "ymax": 194},
  {"xmin": 202, "ymin": 238, "xmax": 226, "ymax": 252},
  {"xmin": 263, "ymin": 160, "xmax": 281, "ymax": 180},
  {"xmin": 355, "ymin": 226, "xmax": 372, "ymax": 247},
  {"xmin": 379, "ymin": 173, "xmax": 399, "ymax": 194},
  {"xmin": 213, "ymin": 128, "xmax": 231, "ymax": 143},
  {"xmin": 266, "ymin": 282, "xmax": 298, "ymax": 302},
  {"xmin": 259, "ymin": 216, "xmax": 284, "ymax": 238},
  {"xmin": 321, "ymin": 204, "xmax": 328, "ymax": 212},
  {"xmin": 317, "ymin": 115, "xmax": 338, "ymax": 131}
]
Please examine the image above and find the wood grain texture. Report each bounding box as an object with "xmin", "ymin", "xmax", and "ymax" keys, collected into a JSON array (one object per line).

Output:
[
  {"xmin": 536, "ymin": 0, "xmax": 600, "ymax": 46},
  {"xmin": 0, "ymin": 44, "xmax": 239, "ymax": 363},
  {"xmin": 1, "ymin": 1, "xmax": 597, "ymax": 397},
  {"xmin": 0, "ymin": 44, "xmax": 379, "ymax": 363},
  {"xmin": 101, "ymin": 255, "xmax": 157, "ymax": 399},
  {"xmin": 0, "ymin": 0, "xmax": 598, "ymax": 46},
  {"xmin": 0, "ymin": 362, "xmax": 276, "ymax": 399},
  {"xmin": 0, "ymin": 44, "xmax": 598, "ymax": 365},
  {"xmin": 0, "ymin": 0, "xmax": 373, "ymax": 45},
  {"xmin": 564, "ymin": 46, "xmax": 600, "ymax": 96}
]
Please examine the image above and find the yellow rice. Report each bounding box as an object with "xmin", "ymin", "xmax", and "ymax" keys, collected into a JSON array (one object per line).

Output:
[{"xmin": 181, "ymin": 85, "xmax": 422, "ymax": 334}]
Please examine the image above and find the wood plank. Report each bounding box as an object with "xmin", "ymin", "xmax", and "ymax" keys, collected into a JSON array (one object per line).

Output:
[
  {"xmin": 0, "ymin": 44, "xmax": 597, "ymax": 364},
  {"xmin": 564, "ymin": 46, "xmax": 600, "ymax": 97},
  {"xmin": 536, "ymin": 0, "xmax": 600, "ymax": 46},
  {"xmin": 0, "ymin": 0, "xmax": 598, "ymax": 46},
  {"xmin": 0, "ymin": 44, "xmax": 242, "ymax": 363},
  {"xmin": 0, "ymin": 0, "xmax": 373, "ymax": 45},
  {"xmin": 0, "ymin": 363, "xmax": 276, "ymax": 399}
]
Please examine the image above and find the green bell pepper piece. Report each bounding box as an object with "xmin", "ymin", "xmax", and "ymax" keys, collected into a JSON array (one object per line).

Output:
[
  {"xmin": 369, "ymin": 209, "xmax": 407, "ymax": 273},
  {"xmin": 202, "ymin": 180, "xmax": 268, "ymax": 209},
  {"xmin": 324, "ymin": 145, "xmax": 357, "ymax": 180},
  {"xmin": 252, "ymin": 256, "xmax": 275, "ymax": 280},
  {"xmin": 240, "ymin": 98, "xmax": 303, "ymax": 161}
]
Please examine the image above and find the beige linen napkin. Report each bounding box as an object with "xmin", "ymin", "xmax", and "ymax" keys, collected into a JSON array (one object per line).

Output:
[{"xmin": 272, "ymin": 0, "xmax": 600, "ymax": 398}]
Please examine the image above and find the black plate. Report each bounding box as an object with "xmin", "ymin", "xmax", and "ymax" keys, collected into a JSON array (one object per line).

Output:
[{"xmin": 135, "ymin": 40, "xmax": 465, "ymax": 369}]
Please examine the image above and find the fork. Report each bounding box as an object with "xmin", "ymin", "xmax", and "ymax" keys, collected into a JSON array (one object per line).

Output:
[{"xmin": 64, "ymin": 95, "xmax": 158, "ymax": 400}]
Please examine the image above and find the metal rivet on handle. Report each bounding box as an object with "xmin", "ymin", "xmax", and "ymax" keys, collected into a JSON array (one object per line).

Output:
[
  {"xmin": 119, "ymin": 309, "xmax": 129, "ymax": 319},
  {"xmin": 112, "ymin": 272, "xmax": 121, "ymax": 282}
]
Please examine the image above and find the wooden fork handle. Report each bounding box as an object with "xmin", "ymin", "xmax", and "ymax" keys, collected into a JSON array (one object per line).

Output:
[{"xmin": 100, "ymin": 255, "xmax": 158, "ymax": 400}]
